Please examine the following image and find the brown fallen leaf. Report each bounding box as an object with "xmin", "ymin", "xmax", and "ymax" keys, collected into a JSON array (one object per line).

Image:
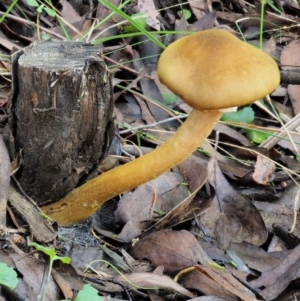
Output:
[
  {"xmin": 115, "ymin": 172, "xmax": 188, "ymax": 242},
  {"xmin": 281, "ymin": 39, "xmax": 300, "ymax": 72},
  {"xmin": 178, "ymin": 156, "xmax": 208, "ymax": 193},
  {"xmin": 280, "ymin": 39, "xmax": 300, "ymax": 115},
  {"xmin": 249, "ymin": 243, "xmax": 300, "ymax": 300},
  {"xmin": 230, "ymin": 242, "xmax": 280, "ymax": 273},
  {"xmin": 10, "ymin": 253, "xmax": 60, "ymax": 301},
  {"xmin": 215, "ymin": 123, "xmax": 251, "ymax": 147},
  {"xmin": 188, "ymin": 0, "xmax": 206, "ymax": 19},
  {"xmin": 200, "ymin": 157, "xmax": 267, "ymax": 250},
  {"xmin": 152, "ymin": 157, "xmax": 210, "ymax": 230},
  {"xmin": 115, "ymin": 272, "xmax": 194, "ymax": 298},
  {"xmin": 252, "ymin": 154, "xmax": 276, "ymax": 185},
  {"xmin": 132, "ymin": 51, "xmax": 176, "ymax": 140},
  {"xmin": 214, "ymin": 213, "xmax": 241, "ymax": 251},
  {"xmin": 195, "ymin": 266, "xmax": 257, "ymax": 301},
  {"xmin": 120, "ymin": 248, "xmax": 152, "ymax": 273},
  {"xmin": 287, "ymin": 85, "xmax": 300, "ymax": 115},
  {"xmin": 51, "ymin": 269, "xmax": 73, "ymax": 300},
  {"xmin": 188, "ymin": 297, "xmax": 235, "ymax": 301},
  {"xmin": 277, "ymin": 133, "xmax": 300, "ymax": 154},
  {"xmin": 130, "ymin": 230, "xmax": 214, "ymax": 273},
  {"xmin": 216, "ymin": 11, "xmax": 297, "ymax": 29},
  {"xmin": 181, "ymin": 268, "xmax": 238, "ymax": 300},
  {"xmin": 138, "ymin": 0, "xmax": 160, "ymax": 30},
  {"xmin": 60, "ymin": 0, "xmax": 81, "ymax": 23}
]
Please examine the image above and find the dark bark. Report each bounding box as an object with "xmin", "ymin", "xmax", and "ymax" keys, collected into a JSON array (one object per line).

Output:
[
  {"xmin": 280, "ymin": 70, "xmax": 300, "ymax": 85},
  {"xmin": 8, "ymin": 40, "xmax": 114, "ymax": 205}
]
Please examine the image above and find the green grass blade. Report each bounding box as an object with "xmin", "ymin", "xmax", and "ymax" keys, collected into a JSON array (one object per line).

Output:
[
  {"xmin": 0, "ymin": 0, "xmax": 18, "ymax": 24},
  {"xmin": 93, "ymin": 30, "xmax": 192, "ymax": 45},
  {"xmin": 98, "ymin": 0, "xmax": 166, "ymax": 49},
  {"xmin": 81, "ymin": 0, "xmax": 131, "ymax": 41}
]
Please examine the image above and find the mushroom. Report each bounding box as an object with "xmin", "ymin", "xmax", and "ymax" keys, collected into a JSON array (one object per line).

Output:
[{"xmin": 41, "ymin": 29, "xmax": 280, "ymax": 225}]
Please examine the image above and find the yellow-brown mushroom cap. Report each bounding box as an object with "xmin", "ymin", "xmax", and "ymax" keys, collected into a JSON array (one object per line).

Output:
[{"xmin": 157, "ymin": 29, "xmax": 280, "ymax": 111}]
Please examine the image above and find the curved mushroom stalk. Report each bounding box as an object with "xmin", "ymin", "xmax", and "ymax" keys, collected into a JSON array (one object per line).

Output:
[
  {"xmin": 41, "ymin": 28, "xmax": 280, "ymax": 226},
  {"xmin": 41, "ymin": 110, "xmax": 222, "ymax": 225}
]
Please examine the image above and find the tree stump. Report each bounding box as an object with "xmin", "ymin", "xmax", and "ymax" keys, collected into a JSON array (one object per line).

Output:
[{"xmin": 8, "ymin": 40, "xmax": 114, "ymax": 205}]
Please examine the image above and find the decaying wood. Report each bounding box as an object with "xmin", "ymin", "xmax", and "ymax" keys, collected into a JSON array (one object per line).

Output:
[
  {"xmin": 8, "ymin": 186, "xmax": 55, "ymax": 243},
  {"xmin": 7, "ymin": 40, "xmax": 114, "ymax": 205},
  {"xmin": 0, "ymin": 135, "xmax": 10, "ymax": 227}
]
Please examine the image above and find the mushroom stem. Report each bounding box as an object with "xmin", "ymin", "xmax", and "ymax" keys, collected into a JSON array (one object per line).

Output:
[{"xmin": 41, "ymin": 110, "xmax": 222, "ymax": 225}]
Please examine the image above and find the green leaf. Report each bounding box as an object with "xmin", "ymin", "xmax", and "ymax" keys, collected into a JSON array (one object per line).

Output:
[
  {"xmin": 31, "ymin": 242, "xmax": 56, "ymax": 258},
  {"xmin": 162, "ymin": 92, "xmax": 178, "ymax": 106},
  {"xmin": 44, "ymin": 7, "xmax": 56, "ymax": 17},
  {"xmin": 54, "ymin": 255, "xmax": 71, "ymax": 264},
  {"xmin": 221, "ymin": 107, "xmax": 255, "ymax": 124},
  {"xmin": 37, "ymin": 3, "xmax": 44, "ymax": 13},
  {"xmin": 26, "ymin": 0, "xmax": 39, "ymax": 7},
  {"xmin": 75, "ymin": 284, "xmax": 104, "ymax": 301},
  {"xmin": 0, "ymin": 263, "xmax": 18, "ymax": 288},
  {"xmin": 296, "ymin": 153, "xmax": 300, "ymax": 162},
  {"xmin": 245, "ymin": 128, "xmax": 271, "ymax": 144},
  {"xmin": 31, "ymin": 242, "xmax": 71, "ymax": 264},
  {"xmin": 122, "ymin": 12, "xmax": 147, "ymax": 33},
  {"xmin": 179, "ymin": 9, "xmax": 192, "ymax": 20},
  {"xmin": 41, "ymin": 33, "xmax": 51, "ymax": 40}
]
